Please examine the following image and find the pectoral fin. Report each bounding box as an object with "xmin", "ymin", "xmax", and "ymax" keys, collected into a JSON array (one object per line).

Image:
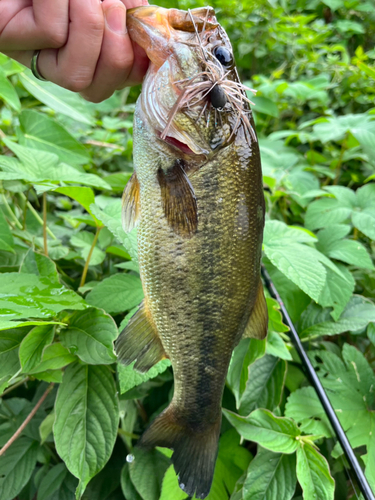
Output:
[
  {"xmin": 243, "ymin": 280, "xmax": 268, "ymax": 340},
  {"xmin": 157, "ymin": 159, "xmax": 198, "ymax": 238},
  {"xmin": 122, "ymin": 172, "xmax": 140, "ymax": 233},
  {"xmin": 115, "ymin": 300, "xmax": 167, "ymax": 372}
]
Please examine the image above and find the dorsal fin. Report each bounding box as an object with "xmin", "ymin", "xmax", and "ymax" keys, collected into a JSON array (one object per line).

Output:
[
  {"xmin": 157, "ymin": 159, "xmax": 198, "ymax": 238},
  {"xmin": 115, "ymin": 300, "xmax": 167, "ymax": 373},
  {"xmin": 242, "ymin": 280, "xmax": 268, "ymax": 340},
  {"xmin": 122, "ymin": 172, "xmax": 140, "ymax": 233}
]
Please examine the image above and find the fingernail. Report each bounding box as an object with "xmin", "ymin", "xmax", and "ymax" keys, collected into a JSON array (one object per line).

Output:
[{"xmin": 105, "ymin": 7, "xmax": 126, "ymax": 35}]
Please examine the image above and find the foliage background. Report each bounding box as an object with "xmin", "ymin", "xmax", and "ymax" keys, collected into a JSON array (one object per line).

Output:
[{"xmin": 0, "ymin": 0, "xmax": 374, "ymax": 499}]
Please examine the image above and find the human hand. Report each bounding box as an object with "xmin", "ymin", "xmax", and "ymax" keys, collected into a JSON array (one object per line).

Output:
[{"xmin": 0, "ymin": 0, "xmax": 150, "ymax": 102}]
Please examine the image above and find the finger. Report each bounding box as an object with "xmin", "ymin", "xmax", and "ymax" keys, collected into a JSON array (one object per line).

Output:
[
  {"xmin": 120, "ymin": 0, "xmax": 149, "ymax": 8},
  {"xmin": 0, "ymin": 0, "xmax": 69, "ymax": 51},
  {"xmin": 37, "ymin": 0, "xmax": 105, "ymax": 93},
  {"xmin": 81, "ymin": 0, "xmax": 145, "ymax": 102}
]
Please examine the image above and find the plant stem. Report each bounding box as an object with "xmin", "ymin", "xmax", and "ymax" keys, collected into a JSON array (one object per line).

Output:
[
  {"xmin": 1, "ymin": 193, "xmax": 23, "ymax": 229},
  {"xmin": 43, "ymin": 193, "xmax": 48, "ymax": 256},
  {"xmin": 353, "ymin": 227, "xmax": 359, "ymax": 240},
  {"xmin": 1, "ymin": 377, "xmax": 29, "ymax": 397},
  {"xmin": 0, "ymin": 383, "xmax": 54, "ymax": 457},
  {"xmin": 80, "ymin": 226, "xmax": 102, "ymax": 288},
  {"xmin": 19, "ymin": 192, "xmax": 57, "ymax": 240}
]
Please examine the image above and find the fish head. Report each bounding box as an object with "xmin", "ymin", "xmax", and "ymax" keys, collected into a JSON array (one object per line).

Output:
[{"xmin": 127, "ymin": 6, "xmax": 255, "ymax": 159}]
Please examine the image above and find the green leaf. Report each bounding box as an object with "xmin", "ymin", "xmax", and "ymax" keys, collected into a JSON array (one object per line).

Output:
[
  {"xmin": 39, "ymin": 410, "xmax": 55, "ymax": 444},
  {"xmin": 251, "ymin": 95, "xmax": 279, "ymax": 117},
  {"xmin": 0, "ymin": 272, "xmax": 86, "ymax": 321},
  {"xmin": 285, "ymin": 386, "xmax": 332, "ymax": 438},
  {"xmin": 90, "ymin": 202, "xmax": 138, "ymax": 263},
  {"xmin": 19, "ymin": 71, "xmax": 94, "ymax": 125},
  {"xmin": 239, "ymin": 354, "xmax": 286, "ymax": 415},
  {"xmin": 266, "ymin": 330, "xmax": 292, "ymax": 360},
  {"xmin": 118, "ymin": 359, "xmax": 171, "ymax": 394},
  {"xmin": 159, "ymin": 466, "xmax": 188, "ymax": 500},
  {"xmin": 0, "ymin": 139, "xmax": 110, "ymax": 191},
  {"xmin": 128, "ymin": 448, "xmax": 170, "ymax": 500},
  {"xmin": 71, "ymin": 232, "xmax": 106, "ymax": 266},
  {"xmin": 317, "ymin": 225, "xmax": 374, "ymax": 269},
  {"xmin": 224, "ymin": 409, "xmax": 301, "ymax": 454},
  {"xmin": 321, "ymin": 0, "xmax": 344, "ymax": 11},
  {"xmin": 19, "ymin": 110, "xmax": 90, "ymax": 166},
  {"xmin": 0, "ymin": 327, "xmax": 29, "ymax": 378},
  {"xmin": 19, "ymin": 324, "xmax": 54, "ymax": 373},
  {"xmin": 61, "ymin": 308, "xmax": 117, "ymax": 365},
  {"xmin": 0, "ymin": 209, "xmax": 14, "ymax": 253},
  {"xmin": 227, "ymin": 338, "xmax": 267, "ymax": 407},
  {"xmin": 28, "ymin": 342, "xmax": 76, "ymax": 374},
  {"xmin": 54, "ymin": 363, "xmax": 119, "ymax": 499},
  {"xmin": 38, "ymin": 463, "xmax": 68, "ymax": 500},
  {"xmin": 296, "ymin": 443, "xmax": 335, "ymax": 500},
  {"xmin": 121, "ymin": 464, "xmax": 143, "ymax": 500},
  {"xmin": 20, "ymin": 250, "xmax": 59, "ymax": 281},
  {"xmin": 0, "ymin": 437, "xmax": 39, "ymax": 500},
  {"xmin": 243, "ymin": 448, "xmax": 297, "ymax": 500},
  {"xmin": 54, "ymin": 187, "xmax": 102, "ymax": 225},
  {"xmin": 86, "ymin": 274, "xmax": 143, "ymax": 315},
  {"xmin": 300, "ymin": 295, "xmax": 375, "ymax": 339},
  {"xmin": 317, "ymin": 264, "xmax": 355, "ymax": 321},
  {"xmin": 263, "ymin": 220, "xmax": 328, "ymax": 302},
  {"xmin": 0, "ymin": 72, "xmax": 21, "ymax": 112}
]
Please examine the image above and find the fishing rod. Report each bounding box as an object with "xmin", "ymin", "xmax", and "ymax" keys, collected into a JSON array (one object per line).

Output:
[{"xmin": 261, "ymin": 265, "xmax": 375, "ymax": 500}]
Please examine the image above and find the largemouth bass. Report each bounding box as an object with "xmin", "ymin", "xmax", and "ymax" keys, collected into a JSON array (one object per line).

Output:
[{"xmin": 115, "ymin": 6, "xmax": 268, "ymax": 498}]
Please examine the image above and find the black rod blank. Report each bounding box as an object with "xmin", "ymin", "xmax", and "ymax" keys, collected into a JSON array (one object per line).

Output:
[{"xmin": 261, "ymin": 265, "xmax": 375, "ymax": 500}]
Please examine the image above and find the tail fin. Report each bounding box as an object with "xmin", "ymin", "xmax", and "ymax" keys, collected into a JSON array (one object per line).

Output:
[{"xmin": 139, "ymin": 406, "xmax": 221, "ymax": 499}]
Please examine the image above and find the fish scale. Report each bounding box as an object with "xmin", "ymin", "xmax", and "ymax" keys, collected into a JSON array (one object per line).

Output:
[{"xmin": 115, "ymin": 5, "xmax": 268, "ymax": 498}]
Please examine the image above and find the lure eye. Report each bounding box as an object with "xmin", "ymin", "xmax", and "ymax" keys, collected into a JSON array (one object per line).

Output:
[
  {"xmin": 213, "ymin": 46, "xmax": 233, "ymax": 67},
  {"xmin": 209, "ymin": 85, "xmax": 227, "ymax": 110}
]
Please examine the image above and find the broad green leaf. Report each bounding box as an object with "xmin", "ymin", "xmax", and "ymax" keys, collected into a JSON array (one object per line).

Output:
[
  {"xmin": 38, "ymin": 463, "xmax": 68, "ymax": 500},
  {"xmin": 296, "ymin": 444, "xmax": 334, "ymax": 500},
  {"xmin": 0, "ymin": 436, "xmax": 39, "ymax": 500},
  {"xmin": 159, "ymin": 466, "xmax": 188, "ymax": 500},
  {"xmin": 86, "ymin": 273, "xmax": 143, "ymax": 315},
  {"xmin": 0, "ymin": 272, "xmax": 86, "ymax": 321},
  {"xmin": 317, "ymin": 225, "xmax": 374, "ymax": 269},
  {"xmin": 317, "ymin": 264, "xmax": 355, "ymax": 320},
  {"xmin": 0, "ymin": 327, "xmax": 29, "ymax": 378},
  {"xmin": 118, "ymin": 359, "xmax": 171, "ymax": 394},
  {"xmin": 54, "ymin": 187, "xmax": 101, "ymax": 225},
  {"xmin": 267, "ymin": 297, "xmax": 289, "ymax": 334},
  {"xmin": 28, "ymin": 342, "xmax": 76, "ymax": 374},
  {"xmin": 128, "ymin": 448, "xmax": 170, "ymax": 500},
  {"xmin": 71, "ymin": 232, "xmax": 106, "ymax": 266},
  {"xmin": 61, "ymin": 308, "xmax": 117, "ymax": 365},
  {"xmin": 223, "ymin": 409, "xmax": 301, "ymax": 454},
  {"xmin": 121, "ymin": 464, "xmax": 143, "ymax": 500},
  {"xmin": 20, "ymin": 250, "xmax": 59, "ymax": 281},
  {"xmin": 285, "ymin": 387, "xmax": 332, "ymax": 438},
  {"xmin": 39, "ymin": 411, "xmax": 55, "ymax": 444},
  {"xmin": 305, "ymin": 198, "xmax": 351, "ymax": 230},
  {"xmin": 263, "ymin": 220, "xmax": 327, "ymax": 301},
  {"xmin": 321, "ymin": 0, "xmax": 344, "ymax": 11},
  {"xmin": 0, "ymin": 319, "xmax": 64, "ymax": 332},
  {"xmin": 90, "ymin": 201, "xmax": 138, "ymax": 263},
  {"xmin": 300, "ymin": 295, "xmax": 375, "ymax": 339},
  {"xmin": 251, "ymin": 95, "xmax": 279, "ymax": 117},
  {"xmin": 227, "ymin": 338, "xmax": 267, "ymax": 407},
  {"xmin": 0, "ymin": 72, "xmax": 21, "ymax": 112},
  {"xmin": 19, "ymin": 324, "xmax": 54, "ymax": 373},
  {"xmin": 54, "ymin": 363, "xmax": 119, "ymax": 499},
  {"xmin": 243, "ymin": 448, "xmax": 297, "ymax": 500},
  {"xmin": 0, "ymin": 139, "xmax": 110, "ymax": 190},
  {"xmin": 266, "ymin": 330, "xmax": 292, "ymax": 360},
  {"xmin": 239, "ymin": 354, "xmax": 286, "ymax": 416},
  {"xmin": 0, "ymin": 209, "xmax": 14, "ymax": 253},
  {"xmin": 19, "ymin": 110, "xmax": 90, "ymax": 166},
  {"xmin": 19, "ymin": 71, "xmax": 94, "ymax": 125}
]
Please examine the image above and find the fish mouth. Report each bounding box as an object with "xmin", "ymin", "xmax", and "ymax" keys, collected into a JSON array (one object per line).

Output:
[{"xmin": 162, "ymin": 135, "xmax": 195, "ymax": 155}]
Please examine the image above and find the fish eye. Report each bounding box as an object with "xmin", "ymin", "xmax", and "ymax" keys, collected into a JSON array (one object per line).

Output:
[{"xmin": 213, "ymin": 46, "xmax": 233, "ymax": 67}]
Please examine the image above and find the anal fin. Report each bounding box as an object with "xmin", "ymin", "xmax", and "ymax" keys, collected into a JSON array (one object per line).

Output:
[
  {"xmin": 115, "ymin": 300, "xmax": 167, "ymax": 372},
  {"xmin": 122, "ymin": 172, "xmax": 140, "ymax": 232},
  {"xmin": 243, "ymin": 279, "xmax": 268, "ymax": 340}
]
